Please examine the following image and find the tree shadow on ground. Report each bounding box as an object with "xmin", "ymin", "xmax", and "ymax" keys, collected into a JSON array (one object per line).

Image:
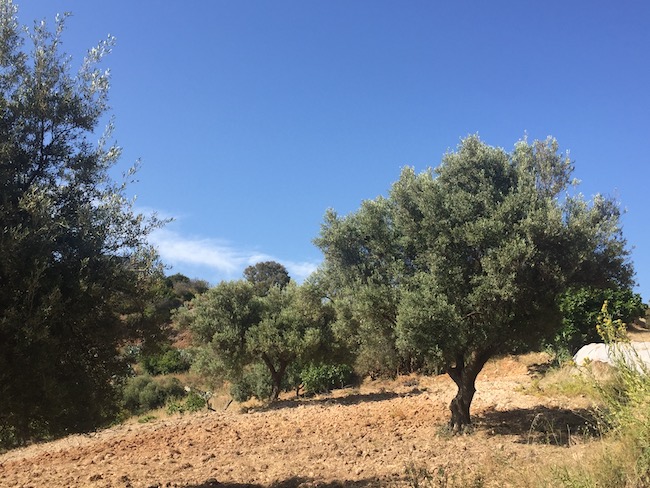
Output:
[
  {"xmin": 246, "ymin": 388, "xmax": 424, "ymax": 414},
  {"xmin": 183, "ymin": 476, "xmax": 387, "ymax": 487},
  {"xmin": 526, "ymin": 360, "xmax": 554, "ymax": 377},
  {"xmin": 476, "ymin": 405, "xmax": 600, "ymax": 446}
]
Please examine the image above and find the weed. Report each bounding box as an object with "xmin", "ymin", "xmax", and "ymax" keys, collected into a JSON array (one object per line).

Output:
[
  {"xmin": 137, "ymin": 415, "xmax": 157, "ymax": 424},
  {"xmin": 404, "ymin": 462, "xmax": 433, "ymax": 488}
]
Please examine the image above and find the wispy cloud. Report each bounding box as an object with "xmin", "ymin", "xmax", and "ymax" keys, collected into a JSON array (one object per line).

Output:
[
  {"xmin": 284, "ymin": 261, "xmax": 319, "ymax": 282},
  {"xmin": 149, "ymin": 228, "xmax": 319, "ymax": 284}
]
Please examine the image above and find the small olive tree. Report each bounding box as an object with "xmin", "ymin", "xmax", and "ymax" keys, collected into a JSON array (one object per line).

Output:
[{"xmin": 177, "ymin": 272, "xmax": 333, "ymax": 401}]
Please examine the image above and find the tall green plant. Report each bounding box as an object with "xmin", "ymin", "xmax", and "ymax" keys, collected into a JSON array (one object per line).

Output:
[{"xmin": 177, "ymin": 274, "xmax": 335, "ymax": 401}]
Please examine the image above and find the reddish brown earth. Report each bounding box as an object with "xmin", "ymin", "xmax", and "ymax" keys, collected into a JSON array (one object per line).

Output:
[{"xmin": 0, "ymin": 353, "xmax": 599, "ymax": 488}]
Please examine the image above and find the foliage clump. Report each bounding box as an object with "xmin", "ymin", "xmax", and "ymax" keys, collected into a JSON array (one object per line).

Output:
[
  {"xmin": 122, "ymin": 376, "xmax": 185, "ymax": 415},
  {"xmin": 166, "ymin": 391, "xmax": 206, "ymax": 415},
  {"xmin": 140, "ymin": 347, "xmax": 192, "ymax": 376},
  {"xmin": 301, "ymin": 363, "xmax": 354, "ymax": 395},
  {"xmin": 551, "ymin": 287, "xmax": 645, "ymax": 357},
  {"xmin": 228, "ymin": 363, "xmax": 274, "ymax": 402}
]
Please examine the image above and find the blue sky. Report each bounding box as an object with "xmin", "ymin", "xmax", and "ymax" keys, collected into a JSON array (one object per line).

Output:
[{"xmin": 19, "ymin": 1, "xmax": 650, "ymax": 300}]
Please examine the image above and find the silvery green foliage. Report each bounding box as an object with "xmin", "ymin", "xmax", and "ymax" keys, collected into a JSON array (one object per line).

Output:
[
  {"xmin": 178, "ymin": 278, "xmax": 334, "ymax": 400},
  {"xmin": 317, "ymin": 135, "xmax": 634, "ymax": 429},
  {"xmin": 0, "ymin": 1, "xmax": 164, "ymax": 446}
]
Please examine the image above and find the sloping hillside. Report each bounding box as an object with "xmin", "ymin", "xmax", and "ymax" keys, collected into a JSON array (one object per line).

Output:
[{"xmin": 0, "ymin": 353, "xmax": 598, "ymax": 487}]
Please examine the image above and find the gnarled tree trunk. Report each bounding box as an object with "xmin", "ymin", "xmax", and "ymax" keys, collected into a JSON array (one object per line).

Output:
[
  {"xmin": 446, "ymin": 349, "xmax": 492, "ymax": 432},
  {"xmin": 261, "ymin": 353, "xmax": 288, "ymax": 401}
]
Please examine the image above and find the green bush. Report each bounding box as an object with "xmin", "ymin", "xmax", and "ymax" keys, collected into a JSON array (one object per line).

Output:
[
  {"xmin": 184, "ymin": 391, "xmax": 207, "ymax": 412},
  {"xmin": 140, "ymin": 347, "xmax": 192, "ymax": 375},
  {"xmin": 301, "ymin": 363, "xmax": 354, "ymax": 395},
  {"xmin": 554, "ymin": 287, "xmax": 645, "ymax": 355},
  {"xmin": 122, "ymin": 375, "xmax": 186, "ymax": 414},
  {"xmin": 229, "ymin": 379, "xmax": 253, "ymax": 403},
  {"xmin": 230, "ymin": 363, "xmax": 274, "ymax": 402},
  {"xmin": 167, "ymin": 392, "xmax": 207, "ymax": 415}
]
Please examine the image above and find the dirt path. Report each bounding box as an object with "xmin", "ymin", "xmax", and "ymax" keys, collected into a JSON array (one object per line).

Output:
[{"xmin": 0, "ymin": 354, "xmax": 597, "ymax": 487}]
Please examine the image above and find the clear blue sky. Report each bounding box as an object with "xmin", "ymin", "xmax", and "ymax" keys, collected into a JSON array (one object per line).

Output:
[{"xmin": 19, "ymin": 1, "xmax": 650, "ymax": 301}]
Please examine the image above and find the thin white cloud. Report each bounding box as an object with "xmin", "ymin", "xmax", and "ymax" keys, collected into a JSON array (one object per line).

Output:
[
  {"xmin": 134, "ymin": 206, "xmax": 179, "ymax": 223},
  {"xmin": 149, "ymin": 228, "xmax": 320, "ymax": 284},
  {"xmin": 150, "ymin": 228, "xmax": 243, "ymax": 275},
  {"xmin": 284, "ymin": 261, "xmax": 319, "ymax": 281}
]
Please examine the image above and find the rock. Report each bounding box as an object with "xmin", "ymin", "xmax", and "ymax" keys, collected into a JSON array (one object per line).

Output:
[{"xmin": 574, "ymin": 342, "xmax": 650, "ymax": 371}]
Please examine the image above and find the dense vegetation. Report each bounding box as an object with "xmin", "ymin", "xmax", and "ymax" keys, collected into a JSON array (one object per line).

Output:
[
  {"xmin": 0, "ymin": 1, "xmax": 172, "ymax": 446},
  {"xmin": 2, "ymin": 5, "xmax": 646, "ymax": 477},
  {"xmin": 553, "ymin": 286, "xmax": 645, "ymax": 356},
  {"xmin": 176, "ymin": 262, "xmax": 341, "ymax": 401}
]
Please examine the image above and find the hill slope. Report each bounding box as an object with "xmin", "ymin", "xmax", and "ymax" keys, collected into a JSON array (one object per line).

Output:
[{"xmin": 0, "ymin": 354, "xmax": 597, "ymax": 487}]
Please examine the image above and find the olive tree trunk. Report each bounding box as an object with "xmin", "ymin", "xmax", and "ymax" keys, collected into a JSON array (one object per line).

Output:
[
  {"xmin": 446, "ymin": 349, "xmax": 492, "ymax": 432},
  {"xmin": 262, "ymin": 354, "xmax": 289, "ymax": 401}
]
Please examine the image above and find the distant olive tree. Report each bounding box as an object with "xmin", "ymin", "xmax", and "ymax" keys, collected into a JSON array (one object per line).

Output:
[
  {"xmin": 244, "ymin": 261, "xmax": 291, "ymax": 296},
  {"xmin": 178, "ymin": 276, "xmax": 334, "ymax": 401},
  {"xmin": 166, "ymin": 273, "xmax": 209, "ymax": 304}
]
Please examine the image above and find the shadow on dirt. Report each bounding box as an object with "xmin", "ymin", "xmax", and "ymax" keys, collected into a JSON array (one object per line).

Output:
[
  {"xmin": 526, "ymin": 360, "xmax": 554, "ymax": 377},
  {"xmin": 246, "ymin": 388, "xmax": 425, "ymax": 414},
  {"xmin": 476, "ymin": 405, "xmax": 600, "ymax": 446},
  {"xmin": 183, "ymin": 476, "xmax": 386, "ymax": 487}
]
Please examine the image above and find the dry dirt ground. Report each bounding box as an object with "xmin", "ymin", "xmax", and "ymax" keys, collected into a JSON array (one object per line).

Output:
[{"xmin": 0, "ymin": 351, "xmax": 609, "ymax": 488}]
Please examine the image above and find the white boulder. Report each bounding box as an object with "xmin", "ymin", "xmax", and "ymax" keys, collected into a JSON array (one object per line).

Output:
[{"xmin": 573, "ymin": 342, "xmax": 650, "ymax": 372}]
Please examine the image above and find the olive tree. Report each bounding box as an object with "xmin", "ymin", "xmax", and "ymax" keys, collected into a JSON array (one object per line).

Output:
[
  {"xmin": 316, "ymin": 136, "xmax": 634, "ymax": 431},
  {"xmin": 178, "ymin": 275, "xmax": 333, "ymax": 401},
  {"xmin": 0, "ymin": 2, "xmax": 163, "ymax": 445}
]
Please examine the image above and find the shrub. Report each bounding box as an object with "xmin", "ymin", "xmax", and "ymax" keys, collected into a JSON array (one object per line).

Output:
[
  {"xmin": 554, "ymin": 287, "xmax": 645, "ymax": 355},
  {"xmin": 140, "ymin": 347, "xmax": 192, "ymax": 375},
  {"xmin": 230, "ymin": 363, "xmax": 274, "ymax": 402},
  {"xmin": 167, "ymin": 392, "xmax": 207, "ymax": 415},
  {"xmin": 552, "ymin": 302, "xmax": 650, "ymax": 487},
  {"xmin": 301, "ymin": 363, "xmax": 354, "ymax": 395},
  {"xmin": 229, "ymin": 379, "xmax": 253, "ymax": 403},
  {"xmin": 122, "ymin": 375, "xmax": 186, "ymax": 414},
  {"xmin": 184, "ymin": 391, "xmax": 207, "ymax": 412}
]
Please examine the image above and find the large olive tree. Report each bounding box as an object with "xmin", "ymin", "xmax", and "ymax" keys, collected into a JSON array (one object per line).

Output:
[
  {"xmin": 0, "ymin": 2, "xmax": 163, "ymax": 445},
  {"xmin": 316, "ymin": 136, "xmax": 634, "ymax": 431}
]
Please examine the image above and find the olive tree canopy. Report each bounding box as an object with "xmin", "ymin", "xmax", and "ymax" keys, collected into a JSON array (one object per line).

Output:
[
  {"xmin": 316, "ymin": 136, "xmax": 634, "ymax": 430},
  {"xmin": 178, "ymin": 273, "xmax": 334, "ymax": 401}
]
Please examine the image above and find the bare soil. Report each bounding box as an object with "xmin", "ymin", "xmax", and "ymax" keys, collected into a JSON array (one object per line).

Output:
[{"xmin": 0, "ymin": 353, "xmax": 602, "ymax": 488}]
